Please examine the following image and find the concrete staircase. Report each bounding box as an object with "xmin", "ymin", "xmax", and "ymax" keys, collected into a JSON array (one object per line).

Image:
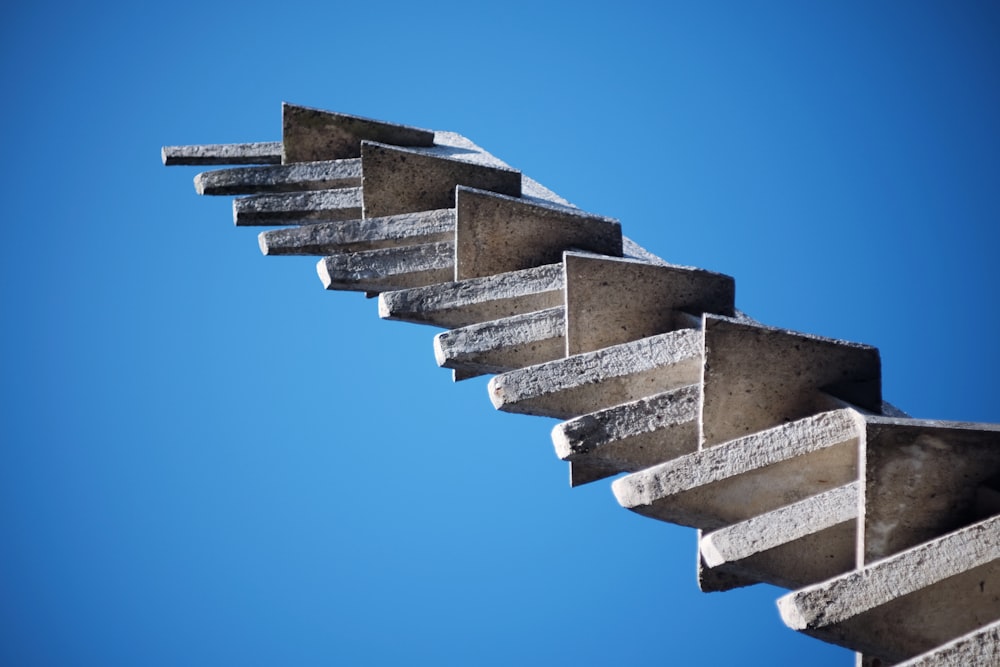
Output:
[{"xmin": 163, "ymin": 103, "xmax": 1000, "ymax": 666}]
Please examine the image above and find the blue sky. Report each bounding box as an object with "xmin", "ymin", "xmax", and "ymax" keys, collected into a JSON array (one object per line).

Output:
[{"xmin": 2, "ymin": 2, "xmax": 998, "ymax": 665}]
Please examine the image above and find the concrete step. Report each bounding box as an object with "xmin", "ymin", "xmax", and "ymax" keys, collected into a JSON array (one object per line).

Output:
[
  {"xmin": 378, "ymin": 264, "xmax": 565, "ymax": 329},
  {"xmin": 194, "ymin": 158, "xmax": 362, "ymax": 195},
  {"xmin": 489, "ymin": 328, "xmax": 702, "ymax": 420},
  {"xmin": 259, "ymin": 208, "xmax": 454, "ymax": 256},
  {"xmin": 161, "ymin": 141, "xmax": 283, "ymax": 166},
  {"xmin": 317, "ymin": 242, "xmax": 453, "ymax": 293},
  {"xmin": 433, "ymin": 307, "xmax": 564, "ymax": 379},
  {"xmin": 233, "ymin": 188, "xmax": 362, "ymax": 226},
  {"xmin": 281, "ymin": 103, "xmax": 434, "ymax": 162},
  {"xmin": 778, "ymin": 514, "xmax": 1000, "ymax": 665},
  {"xmin": 551, "ymin": 385, "xmax": 699, "ymax": 487},
  {"xmin": 894, "ymin": 619, "xmax": 1000, "ymax": 666}
]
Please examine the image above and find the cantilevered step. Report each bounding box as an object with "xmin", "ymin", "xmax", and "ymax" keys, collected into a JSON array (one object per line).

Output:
[
  {"xmin": 195, "ymin": 159, "xmax": 362, "ymax": 195},
  {"xmin": 378, "ymin": 264, "xmax": 565, "ymax": 329},
  {"xmin": 778, "ymin": 514, "xmax": 1000, "ymax": 664},
  {"xmin": 234, "ymin": 188, "xmax": 362, "ymax": 226},
  {"xmin": 317, "ymin": 242, "xmax": 454, "ymax": 293},
  {"xmin": 281, "ymin": 103, "xmax": 434, "ymax": 163},
  {"xmin": 259, "ymin": 208, "xmax": 454, "ymax": 256},
  {"xmin": 895, "ymin": 619, "xmax": 1000, "ymax": 666},
  {"xmin": 552, "ymin": 385, "xmax": 700, "ymax": 487},
  {"xmin": 489, "ymin": 328, "xmax": 702, "ymax": 420},
  {"xmin": 161, "ymin": 142, "xmax": 283, "ymax": 166}
]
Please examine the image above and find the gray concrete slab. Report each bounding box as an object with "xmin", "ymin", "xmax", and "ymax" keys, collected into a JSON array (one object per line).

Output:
[
  {"xmin": 612, "ymin": 409, "xmax": 863, "ymax": 530},
  {"xmin": 233, "ymin": 188, "xmax": 362, "ymax": 226},
  {"xmin": 195, "ymin": 159, "xmax": 362, "ymax": 196},
  {"xmin": 700, "ymin": 482, "xmax": 858, "ymax": 590},
  {"xmin": 317, "ymin": 242, "xmax": 453, "ymax": 293},
  {"xmin": 552, "ymin": 385, "xmax": 700, "ymax": 487},
  {"xmin": 161, "ymin": 142, "xmax": 283, "ymax": 166},
  {"xmin": 701, "ymin": 315, "xmax": 882, "ymax": 448},
  {"xmin": 861, "ymin": 416, "xmax": 1000, "ymax": 564},
  {"xmin": 282, "ymin": 103, "xmax": 434, "ymax": 163},
  {"xmin": 894, "ymin": 619, "xmax": 1000, "ymax": 666},
  {"xmin": 778, "ymin": 514, "xmax": 1000, "ymax": 664},
  {"xmin": 377, "ymin": 264, "xmax": 565, "ymax": 329},
  {"xmin": 488, "ymin": 328, "xmax": 702, "ymax": 419},
  {"xmin": 564, "ymin": 253, "xmax": 734, "ymax": 355},
  {"xmin": 259, "ymin": 208, "xmax": 454, "ymax": 256},
  {"xmin": 362, "ymin": 142, "xmax": 521, "ymax": 219},
  {"xmin": 433, "ymin": 307, "xmax": 564, "ymax": 379},
  {"xmin": 454, "ymin": 188, "xmax": 622, "ymax": 280}
]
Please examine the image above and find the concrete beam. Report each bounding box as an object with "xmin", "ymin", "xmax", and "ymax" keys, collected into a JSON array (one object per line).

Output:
[
  {"xmin": 233, "ymin": 188, "xmax": 362, "ymax": 226},
  {"xmin": 552, "ymin": 385, "xmax": 699, "ymax": 487},
  {"xmin": 194, "ymin": 159, "xmax": 362, "ymax": 196},
  {"xmin": 259, "ymin": 208, "xmax": 454, "ymax": 256},
  {"xmin": 894, "ymin": 620, "xmax": 1000, "ymax": 666},
  {"xmin": 700, "ymin": 482, "xmax": 858, "ymax": 590},
  {"xmin": 778, "ymin": 514, "xmax": 1000, "ymax": 664},
  {"xmin": 161, "ymin": 142, "xmax": 282, "ymax": 166},
  {"xmin": 564, "ymin": 253, "xmax": 734, "ymax": 355},
  {"xmin": 433, "ymin": 307, "xmax": 564, "ymax": 379},
  {"xmin": 489, "ymin": 328, "xmax": 702, "ymax": 419},
  {"xmin": 317, "ymin": 242, "xmax": 453, "ymax": 293},
  {"xmin": 454, "ymin": 188, "xmax": 622, "ymax": 280},
  {"xmin": 612, "ymin": 409, "xmax": 863, "ymax": 530},
  {"xmin": 701, "ymin": 315, "xmax": 882, "ymax": 447},
  {"xmin": 362, "ymin": 142, "xmax": 521, "ymax": 218},
  {"xmin": 282, "ymin": 103, "xmax": 434, "ymax": 163},
  {"xmin": 377, "ymin": 264, "xmax": 564, "ymax": 329},
  {"xmin": 861, "ymin": 417, "xmax": 1000, "ymax": 564}
]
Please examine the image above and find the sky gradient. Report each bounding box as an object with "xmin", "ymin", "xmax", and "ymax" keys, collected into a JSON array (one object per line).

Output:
[{"xmin": 2, "ymin": 2, "xmax": 999, "ymax": 665}]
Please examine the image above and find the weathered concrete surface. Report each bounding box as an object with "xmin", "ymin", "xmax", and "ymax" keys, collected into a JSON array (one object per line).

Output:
[
  {"xmin": 701, "ymin": 315, "xmax": 882, "ymax": 447},
  {"xmin": 613, "ymin": 409, "xmax": 863, "ymax": 529},
  {"xmin": 362, "ymin": 142, "xmax": 521, "ymax": 218},
  {"xmin": 455, "ymin": 188, "xmax": 622, "ymax": 280},
  {"xmin": 259, "ymin": 208, "xmax": 454, "ymax": 256},
  {"xmin": 778, "ymin": 514, "xmax": 1000, "ymax": 664},
  {"xmin": 233, "ymin": 188, "xmax": 362, "ymax": 225},
  {"xmin": 433, "ymin": 307, "xmax": 565, "ymax": 378},
  {"xmin": 317, "ymin": 242, "xmax": 453, "ymax": 293},
  {"xmin": 489, "ymin": 328, "xmax": 702, "ymax": 419},
  {"xmin": 894, "ymin": 619, "xmax": 1000, "ymax": 666},
  {"xmin": 195, "ymin": 159, "xmax": 362, "ymax": 195},
  {"xmin": 282, "ymin": 103, "xmax": 434, "ymax": 163},
  {"xmin": 861, "ymin": 417, "xmax": 1000, "ymax": 564},
  {"xmin": 564, "ymin": 253, "xmax": 734, "ymax": 355},
  {"xmin": 700, "ymin": 482, "xmax": 858, "ymax": 590},
  {"xmin": 378, "ymin": 264, "xmax": 565, "ymax": 329},
  {"xmin": 161, "ymin": 142, "xmax": 283, "ymax": 166},
  {"xmin": 552, "ymin": 385, "xmax": 699, "ymax": 486}
]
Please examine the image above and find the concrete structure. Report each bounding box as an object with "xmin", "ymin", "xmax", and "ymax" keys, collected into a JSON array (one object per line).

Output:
[{"xmin": 163, "ymin": 103, "xmax": 1000, "ymax": 665}]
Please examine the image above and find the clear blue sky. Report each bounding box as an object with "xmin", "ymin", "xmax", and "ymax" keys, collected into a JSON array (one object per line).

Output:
[{"xmin": 2, "ymin": 2, "xmax": 998, "ymax": 665}]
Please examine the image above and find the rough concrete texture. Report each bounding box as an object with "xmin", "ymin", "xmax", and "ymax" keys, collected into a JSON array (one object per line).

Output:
[
  {"xmin": 861, "ymin": 417, "xmax": 1000, "ymax": 564},
  {"xmin": 233, "ymin": 188, "xmax": 362, "ymax": 226},
  {"xmin": 259, "ymin": 208, "xmax": 454, "ymax": 256},
  {"xmin": 433, "ymin": 307, "xmax": 565, "ymax": 378},
  {"xmin": 489, "ymin": 328, "xmax": 702, "ymax": 419},
  {"xmin": 195, "ymin": 159, "xmax": 362, "ymax": 196},
  {"xmin": 894, "ymin": 619, "xmax": 1000, "ymax": 666},
  {"xmin": 564, "ymin": 253, "xmax": 734, "ymax": 355},
  {"xmin": 317, "ymin": 242, "xmax": 454, "ymax": 293},
  {"xmin": 613, "ymin": 409, "xmax": 863, "ymax": 530},
  {"xmin": 161, "ymin": 141, "xmax": 283, "ymax": 166},
  {"xmin": 362, "ymin": 142, "xmax": 521, "ymax": 219},
  {"xmin": 552, "ymin": 385, "xmax": 699, "ymax": 486},
  {"xmin": 282, "ymin": 103, "xmax": 434, "ymax": 163},
  {"xmin": 454, "ymin": 187, "xmax": 622, "ymax": 280},
  {"xmin": 701, "ymin": 314, "xmax": 882, "ymax": 447},
  {"xmin": 778, "ymin": 514, "xmax": 1000, "ymax": 663},
  {"xmin": 378, "ymin": 264, "xmax": 565, "ymax": 329},
  {"xmin": 700, "ymin": 482, "xmax": 858, "ymax": 590}
]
